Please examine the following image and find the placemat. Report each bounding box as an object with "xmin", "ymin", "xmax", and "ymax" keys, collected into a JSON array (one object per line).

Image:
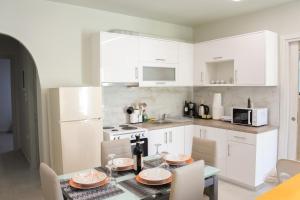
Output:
[
  {"xmin": 60, "ymin": 180, "xmax": 124, "ymax": 200},
  {"xmin": 95, "ymin": 166, "xmax": 135, "ymax": 178},
  {"xmin": 119, "ymin": 178, "xmax": 170, "ymax": 199},
  {"xmin": 144, "ymin": 158, "xmax": 188, "ymax": 171}
]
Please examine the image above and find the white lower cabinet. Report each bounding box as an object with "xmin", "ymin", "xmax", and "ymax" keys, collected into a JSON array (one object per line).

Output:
[
  {"xmin": 183, "ymin": 125, "xmax": 278, "ymax": 189},
  {"xmin": 148, "ymin": 126, "xmax": 185, "ymax": 156},
  {"xmin": 226, "ymin": 141, "xmax": 256, "ymax": 186}
]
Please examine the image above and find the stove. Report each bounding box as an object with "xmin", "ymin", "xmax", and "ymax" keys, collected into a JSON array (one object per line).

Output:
[{"xmin": 103, "ymin": 124, "xmax": 147, "ymax": 141}]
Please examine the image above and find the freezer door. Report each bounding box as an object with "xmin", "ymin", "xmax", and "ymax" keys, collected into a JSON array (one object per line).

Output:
[
  {"xmin": 60, "ymin": 119, "xmax": 102, "ymax": 173},
  {"xmin": 59, "ymin": 87, "xmax": 101, "ymax": 122}
]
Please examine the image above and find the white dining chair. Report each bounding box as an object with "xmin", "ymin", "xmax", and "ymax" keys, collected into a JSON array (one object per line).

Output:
[
  {"xmin": 40, "ymin": 163, "xmax": 63, "ymax": 200},
  {"xmin": 192, "ymin": 137, "xmax": 216, "ymax": 166},
  {"xmin": 169, "ymin": 160, "xmax": 209, "ymax": 200},
  {"xmin": 277, "ymin": 159, "xmax": 300, "ymax": 183},
  {"xmin": 101, "ymin": 139, "xmax": 132, "ymax": 166}
]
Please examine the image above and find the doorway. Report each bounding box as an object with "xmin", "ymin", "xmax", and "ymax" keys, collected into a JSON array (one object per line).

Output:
[
  {"xmin": 0, "ymin": 58, "xmax": 13, "ymax": 154},
  {"xmin": 0, "ymin": 34, "xmax": 40, "ymax": 168}
]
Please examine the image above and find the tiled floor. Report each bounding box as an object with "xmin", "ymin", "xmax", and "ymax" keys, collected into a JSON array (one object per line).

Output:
[
  {"xmin": 0, "ymin": 151, "xmax": 43, "ymax": 200},
  {"xmin": 0, "ymin": 150, "xmax": 275, "ymax": 200},
  {"xmin": 0, "ymin": 132, "xmax": 14, "ymax": 154}
]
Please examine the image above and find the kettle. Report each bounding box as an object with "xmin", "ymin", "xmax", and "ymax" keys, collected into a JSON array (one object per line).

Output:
[{"xmin": 199, "ymin": 104, "xmax": 209, "ymax": 117}]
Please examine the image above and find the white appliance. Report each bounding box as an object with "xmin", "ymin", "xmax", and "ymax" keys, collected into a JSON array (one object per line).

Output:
[
  {"xmin": 103, "ymin": 125, "xmax": 148, "ymax": 156},
  {"xmin": 48, "ymin": 87, "xmax": 103, "ymax": 175},
  {"xmin": 232, "ymin": 107, "xmax": 268, "ymax": 127},
  {"xmin": 212, "ymin": 93, "xmax": 224, "ymax": 120}
]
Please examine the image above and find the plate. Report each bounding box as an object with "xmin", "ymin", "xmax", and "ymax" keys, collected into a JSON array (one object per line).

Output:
[
  {"xmin": 139, "ymin": 168, "xmax": 172, "ymax": 183},
  {"xmin": 69, "ymin": 178, "xmax": 108, "ymax": 190},
  {"xmin": 72, "ymin": 170, "xmax": 107, "ymax": 186},
  {"xmin": 165, "ymin": 154, "xmax": 191, "ymax": 164},
  {"xmin": 136, "ymin": 175, "xmax": 172, "ymax": 186},
  {"xmin": 113, "ymin": 158, "xmax": 134, "ymax": 169},
  {"xmin": 167, "ymin": 158, "xmax": 193, "ymax": 165}
]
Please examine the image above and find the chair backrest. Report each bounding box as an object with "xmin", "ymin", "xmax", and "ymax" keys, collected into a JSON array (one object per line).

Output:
[
  {"xmin": 192, "ymin": 137, "xmax": 216, "ymax": 166},
  {"xmin": 40, "ymin": 163, "xmax": 63, "ymax": 200},
  {"xmin": 101, "ymin": 139, "xmax": 132, "ymax": 166},
  {"xmin": 169, "ymin": 160, "xmax": 206, "ymax": 200},
  {"xmin": 277, "ymin": 159, "xmax": 300, "ymax": 183}
]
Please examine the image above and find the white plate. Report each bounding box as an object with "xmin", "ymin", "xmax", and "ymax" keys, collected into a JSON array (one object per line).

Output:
[
  {"xmin": 165, "ymin": 154, "xmax": 190, "ymax": 163},
  {"xmin": 72, "ymin": 170, "xmax": 107, "ymax": 185},
  {"xmin": 139, "ymin": 168, "xmax": 171, "ymax": 182},
  {"xmin": 112, "ymin": 158, "xmax": 134, "ymax": 168}
]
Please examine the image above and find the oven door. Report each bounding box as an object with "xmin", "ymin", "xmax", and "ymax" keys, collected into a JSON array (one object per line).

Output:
[
  {"xmin": 232, "ymin": 108, "xmax": 252, "ymax": 125},
  {"xmin": 130, "ymin": 138, "xmax": 148, "ymax": 157}
]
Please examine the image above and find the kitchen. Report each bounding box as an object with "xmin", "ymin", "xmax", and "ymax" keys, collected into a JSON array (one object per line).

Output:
[{"xmin": 1, "ymin": 0, "xmax": 300, "ymax": 200}]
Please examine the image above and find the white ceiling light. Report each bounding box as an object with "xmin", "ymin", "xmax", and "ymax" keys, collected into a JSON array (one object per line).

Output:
[{"xmin": 232, "ymin": 0, "xmax": 242, "ymax": 2}]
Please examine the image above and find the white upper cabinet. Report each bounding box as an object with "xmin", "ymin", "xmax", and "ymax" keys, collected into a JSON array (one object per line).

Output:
[
  {"xmin": 178, "ymin": 42, "xmax": 194, "ymax": 86},
  {"xmin": 233, "ymin": 31, "xmax": 278, "ymax": 86},
  {"xmin": 194, "ymin": 30, "xmax": 278, "ymax": 86},
  {"xmin": 100, "ymin": 32, "xmax": 139, "ymax": 83},
  {"xmin": 139, "ymin": 37, "xmax": 179, "ymax": 64}
]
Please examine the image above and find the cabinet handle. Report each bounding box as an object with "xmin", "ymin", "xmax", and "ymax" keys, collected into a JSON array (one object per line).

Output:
[
  {"xmin": 135, "ymin": 67, "xmax": 138, "ymax": 79},
  {"xmin": 169, "ymin": 131, "xmax": 172, "ymax": 143},
  {"xmin": 164, "ymin": 132, "xmax": 168, "ymax": 144},
  {"xmin": 199, "ymin": 129, "xmax": 202, "ymax": 138},
  {"xmin": 235, "ymin": 70, "xmax": 238, "ymax": 83},
  {"xmin": 228, "ymin": 144, "xmax": 230, "ymax": 157},
  {"xmin": 233, "ymin": 136, "xmax": 246, "ymax": 140},
  {"xmin": 200, "ymin": 72, "xmax": 203, "ymax": 83},
  {"xmin": 156, "ymin": 82, "xmax": 166, "ymax": 85},
  {"xmin": 155, "ymin": 58, "xmax": 166, "ymax": 62},
  {"xmin": 213, "ymin": 56, "xmax": 223, "ymax": 60}
]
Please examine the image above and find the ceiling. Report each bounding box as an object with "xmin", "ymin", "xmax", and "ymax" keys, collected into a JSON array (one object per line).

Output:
[{"xmin": 49, "ymin": 0, "xmax": 295, "ymax": 26}]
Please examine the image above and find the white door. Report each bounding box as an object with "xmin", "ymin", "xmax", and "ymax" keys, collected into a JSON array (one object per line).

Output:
[
  {"xmin": 178, "ymin": 43, "xmax": 194, "ymax": 86},
  {"xmin": 60, "ymin": 119, "xmax": 102, "ymax": 174},
  {"xmin": 205, "ymin": 127, "xmax": 228, "ymax": 176},
  {"xmin": 167, "ymin": 126, "xmax": 185, "ymax": 154},
  {"xmin": 100, "ymin": 32, "xmax": 139, "ymax": 83},
  {"xmin": 233, "ymin": 32, "xmax": 266, "ymax": 85},
  {"xmin": 227, "ymin": 141, "xmax": 256, "ymax": 186},
  {"xmin": 139, "ymin": 37, "xmax": 178, "ymax": 64},
  {"xmin": 147, "ymin": 129, "xmax": 168, "ymax": 156},
  {"xmin": 59, "ymin": 87, "xmax": 101, "ymax": 121}
]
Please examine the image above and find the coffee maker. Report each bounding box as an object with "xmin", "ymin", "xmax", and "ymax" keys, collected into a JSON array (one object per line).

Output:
[{"xmin": 184, "ymin": 101, "xmax": 197, "ymax": 118}]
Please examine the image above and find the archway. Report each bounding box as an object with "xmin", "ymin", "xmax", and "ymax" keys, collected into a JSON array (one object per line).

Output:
[{"xmin": 0, "ymin": 33, "xmax": 41, "ymax": 168}]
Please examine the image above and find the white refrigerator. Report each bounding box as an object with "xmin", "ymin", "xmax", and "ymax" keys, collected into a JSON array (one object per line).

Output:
[{"xmin": 48, "ymin": 87, "xmax": 103, "ymax": 175}]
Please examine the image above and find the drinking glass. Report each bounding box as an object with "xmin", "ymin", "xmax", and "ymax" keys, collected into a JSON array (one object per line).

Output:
[
  {"xmin": 105, "ymin": 154, "xmax": 117, "ymax": 185},
  {"xmin": 158, "ymin": 151, "xmax": 169, "ymax": 170},
  {"xmin": 154, "ymin": 143, "xmax": 162, "ymax": 156}
]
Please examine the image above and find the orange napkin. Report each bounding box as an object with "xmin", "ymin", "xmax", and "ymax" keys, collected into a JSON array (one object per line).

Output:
[{"xmin": 256, "ymin": 173, "xmax": 300, "ymax": 200}]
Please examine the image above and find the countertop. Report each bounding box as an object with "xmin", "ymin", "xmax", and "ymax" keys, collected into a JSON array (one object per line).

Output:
[{"xmin": 134, "ymin": 119, "xmax": 278, "ymax": 134}]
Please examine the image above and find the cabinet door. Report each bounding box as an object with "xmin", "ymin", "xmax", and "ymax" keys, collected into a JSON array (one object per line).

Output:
[
  {"xmin": 139, "ymin": 37, "xmax": 178, "ymax": 64},
  {"xmin": 100, "ymin": 32, "xmax": 138, "ymax": 83},
  {"xmin": 167, "ymin": 126, "xmax": 185, "ymax": 154},
  {"xmin": 147, "ymin": 129, "xmax": 168, "ymax": 156},
  {"xmin": 184, "ymin": 125, "xmax": 195, "ymax": 155},
  {"xmin": 233, "ymin": 32, "xmax": 266, "ymax": 85},
  {"xmin": 178, "ymin": 43, "xmax": 194, "ymax": 86},
  {"xmin": 194, "ymin": 43, "xmax": 209, "ymax": 86},
  {"xmin": 227, "ymin": 141, "xmax": 256, "ymax": 186},
  {"xmin": 204, "ymin": 127, "xmax": 228, "ymax": 177}
]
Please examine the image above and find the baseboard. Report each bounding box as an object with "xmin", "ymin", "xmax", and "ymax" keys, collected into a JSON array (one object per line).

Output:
[{"xmin": 219, "ymin": 176, "xmax": 264, "ymax": 191}]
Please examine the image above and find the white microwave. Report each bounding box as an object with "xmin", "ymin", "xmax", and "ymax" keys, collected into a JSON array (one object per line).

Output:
[{"xmin": 232, "ymin": 107, "xmax": 268, "ymax": 127}]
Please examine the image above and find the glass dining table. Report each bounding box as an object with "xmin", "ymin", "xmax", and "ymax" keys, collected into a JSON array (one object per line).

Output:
[{"xmin": 59, "ymin": 156, "xmax": 220, "ymax": 200}]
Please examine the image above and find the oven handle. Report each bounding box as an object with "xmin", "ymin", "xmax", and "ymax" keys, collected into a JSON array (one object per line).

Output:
[{"xmin": 131, "ymin": 141, "xmax": 145, "ymax": 146}]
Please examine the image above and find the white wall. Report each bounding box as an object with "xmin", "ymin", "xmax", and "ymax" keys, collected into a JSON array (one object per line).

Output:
[
  {"xmin": 0, "ymin": 59, "xmax": 12, "ymax": 132},
  {"xmin": 194, "ymin": 0, "xmax": 300, "ymax": 42},
  {"xmin": 0, "ymin": 0, "xmax": 194, "ymax": 163}
]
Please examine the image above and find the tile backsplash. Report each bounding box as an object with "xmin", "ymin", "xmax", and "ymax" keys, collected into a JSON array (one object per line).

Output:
[
  {"xmin": 102, "ymin": 86, "xmax": 279, "ymax": 126},
  {"xmin": 193, "ymin": 87, "xmax": 279, "ymax": 126},
  {"xmin": 102, "ymin": 86, "xmax": 193, "ymax": 125}
]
